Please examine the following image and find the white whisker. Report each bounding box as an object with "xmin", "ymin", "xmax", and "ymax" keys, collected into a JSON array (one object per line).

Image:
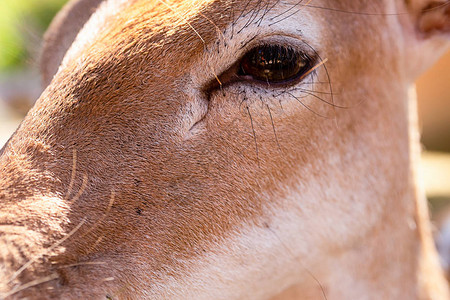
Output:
[
  {"xmin": 8, "ymin": 219, "xmax": 87, "ymax": 284},
  {"xmin": 3, "ymin": 273, "xmax": 59, "ymax": 298}
]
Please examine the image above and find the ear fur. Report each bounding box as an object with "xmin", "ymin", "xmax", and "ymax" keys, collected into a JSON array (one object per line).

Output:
[
  {"xmin": 40, "ymin": 0, "xmax": 104, "ymax": 87},
  {"xmin": 407, "ymin": 0, "xmax": 450, "ymax": 36}
]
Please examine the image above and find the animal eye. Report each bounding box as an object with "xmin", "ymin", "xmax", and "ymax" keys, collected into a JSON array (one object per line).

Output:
[{"xmin": 238, "ymin": 45, "xmax": 313, "ymax": 84}]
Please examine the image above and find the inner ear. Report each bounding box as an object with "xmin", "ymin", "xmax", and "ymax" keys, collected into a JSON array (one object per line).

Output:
[
  {"xmin": 408, "ymin": 0, "xmax": 450, "ymax": 36},
  {"xmin": 40, "ymin": 0, "xmax": 104, "ymax": 87}
]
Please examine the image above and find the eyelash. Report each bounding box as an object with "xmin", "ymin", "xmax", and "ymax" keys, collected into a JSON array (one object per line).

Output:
[
  {"xmin": 204, "ymin": 42, "xmax": 317, "ymax": 96},
  {"xmin": 237, "ymin": 44, "xmax": 316, "ymax": 86},
  {"xmin": 209, "ymin": 71, "xmax": 322, "ymax": 117}
]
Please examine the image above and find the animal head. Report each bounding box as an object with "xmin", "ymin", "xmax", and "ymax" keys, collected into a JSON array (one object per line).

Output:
[{"xmin": 1, "ymin": 0, "xmax": 449, "ymax": 299}]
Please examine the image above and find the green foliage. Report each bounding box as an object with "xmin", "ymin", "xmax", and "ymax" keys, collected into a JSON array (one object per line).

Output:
[{"xmin": 0, "ymin": 0, "xmax": 67, "ymax": 71}]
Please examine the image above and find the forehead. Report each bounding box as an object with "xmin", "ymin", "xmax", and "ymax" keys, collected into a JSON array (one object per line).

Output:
[
  {"xmin": 57, "ymin": 0, "xmax": 395, "ymax": 115},
  {"xmin": 117, "ymin": 0, "xmax": 387, "ymax": 34}
]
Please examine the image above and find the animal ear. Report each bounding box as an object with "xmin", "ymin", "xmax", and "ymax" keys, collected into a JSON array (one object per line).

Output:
[
  {"xmin": 407, "ymin": 0, "xmax": 450, "ymax": 36},
  {"xmin": 40, "ymin": 0, "xmax": 104, "ymax": 87}
]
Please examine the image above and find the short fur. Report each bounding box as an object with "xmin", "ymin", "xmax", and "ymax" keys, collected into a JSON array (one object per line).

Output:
[{"xmin": 1, "ymin": 0, "xmax": 449, "ymax": 299}]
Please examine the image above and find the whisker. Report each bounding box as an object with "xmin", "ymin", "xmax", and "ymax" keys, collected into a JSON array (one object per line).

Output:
[
  {"xmin": 316, "ymin": 55, "xmax": 339, "ymax": 126},
  {"xmin": 238, "ymin": 93, "xmax": 248, "ymax": 111},
  {"xmin": 278, "ymin": 98, "xmax": 284, "ymax": 111},
  {"xmin": 65, "ymin": 149, "xmax": 77, "ymax": 200},
  {"xmin": 237, "ymin": 0, "xmax": 262, "ymax": 33},
  {"xmin": 294, "ymin": 88, "xmax": 335, "ymax": 95},
  {"xmin": 230, "ymin": 0, "xmax": 235, "ymax": 39},
  {"xmin": 3, "ymin": 273, "xmax": 59, "ymax": 298},
  {"xmin": 69, "ymin": 173, "xmax": 88, "ymax": 205},
  {"xmin": 299, "ymin": 57, "xmax": 328, "ymax": 82},
  {"xmin": 91, "ymin": 236, "xmax": 105, "ymax": 251},
  {"xmin": 306, "ymin": 269, "xmax": 328, "ymax": 300},
  {"xmin": 303, "ymin": 1, "xmax": 450, "ymax": 16},
  {"xmin": 58, "ymin": 261, "xmax": 106, "ymax": 268},
  {"xmin": 239, "ymin": 34, "xmax": 258, "ymax": 50},
  {"xmin": 83, "ymin": 235, "xmax": 106, "ymax": 255},
  {"xmin": 77, "ymin": 191, "xmax": 115, "ymax": 240},
  {"xmin": 300, "ymin": 42, "xmax": 340, "ymax": 125},
  {"xmin": 269, "ymin": 0, "xmax": 312, "ymax": 26},
  {"xmin": 198, "ymin": 11, "xmax": 225, "ymax": 42},
  {"xmin": 266, "ymin": 104, "xmax": 281, "ymax": 151},
  {"xmin": 234, "ymin": 0, "xmax": 253, "ymax": 25},
  {"xmin": 270, "ymin": 0, "xmax": 305, "ymax": 21},
  {"xmin": 296, "ymin": 89, "xmax": 347, "ymax": 109},
  {"xmin": 102, "ymin": 277, "xmax": 115, "ymax": 282},
  {"xmin": 155, "ymin": 0, "xmax": 205, "ymax": 44},
  {"xmin": 211, "ymin": 66, "xmax": 223, "ymax": 89},
  {"xmin": 299, "ymin": 81, "xmax": 331, "ymax": 86},
  {"xmin": 246, "ymin": 106, "xmax": 260, "ymax": 167},
  {"xmin": 255, "ymin": 0, "xmax": 272, "ymax": 27},
  {"xmin": 8, "ymin": 219, "xmax": 87, "ymax": 284},
  {"xmin": 264, "ymin": 225, "xmax": 328, "ymax": 300},
  {"xmin": 306, "ymin": 4, "xmax": 404, "ymax": 16},
  {"xmin": 286, "ymin": 92, "xmax": 330, "ymax": 119}
]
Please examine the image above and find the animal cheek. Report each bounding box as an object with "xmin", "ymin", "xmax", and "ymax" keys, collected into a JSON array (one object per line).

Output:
[{"xmin": 183, "ymin": 95, "xmax": 210, "ymax": 138}]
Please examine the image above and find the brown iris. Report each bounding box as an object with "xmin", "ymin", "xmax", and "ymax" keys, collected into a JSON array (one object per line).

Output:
[{"xmin": 239, "ymin": 45, "xmax": 311, "ymax": 84}]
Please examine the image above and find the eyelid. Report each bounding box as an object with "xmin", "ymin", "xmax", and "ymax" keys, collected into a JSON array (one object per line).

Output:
[
  {"xmin": 237, "ymin": 33, "xmax": 310, "ymax": 53},
  {"xmin": 200, "ymin": 34, "xmax": 319, "ymax": 96},
  {"xmin": 238, "ymin": 44, "xmax": 316, "ymax": 84},
  {"xmin": 203, "ymin": 47, "xmax": 317, "ymax": 96}
]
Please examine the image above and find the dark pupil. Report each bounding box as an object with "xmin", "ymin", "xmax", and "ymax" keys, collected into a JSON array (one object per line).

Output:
[{"xmin": 239, "ymin": 45, "xmax": 308, "ymax": 83}]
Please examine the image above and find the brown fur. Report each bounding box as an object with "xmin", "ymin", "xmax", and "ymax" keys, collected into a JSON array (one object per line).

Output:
[{"xmin": 1, "ymin": 0, "xmax": 449, "ymax": 299}]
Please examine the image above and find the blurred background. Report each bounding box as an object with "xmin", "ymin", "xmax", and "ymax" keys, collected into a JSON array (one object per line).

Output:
[
  {"xmin": 0, "ymin": 0, "xmax": 65, "ymax": 147},
  {"xmin": 0, "ymin": 0, "xmax": 449, "ymax": 268}
]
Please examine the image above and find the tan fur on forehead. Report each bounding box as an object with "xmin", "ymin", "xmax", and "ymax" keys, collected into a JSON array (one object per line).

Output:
[
  {"xmin": 76, "ymin": 0, "xmax": 235, "ymax": 61},
  {"xmin": 84, "ymin": 0, "xmax": 388, "ymax": 51},
  {"xmin": 63, "ymin": 0, "xmax": 392, "ymax": 99}
]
